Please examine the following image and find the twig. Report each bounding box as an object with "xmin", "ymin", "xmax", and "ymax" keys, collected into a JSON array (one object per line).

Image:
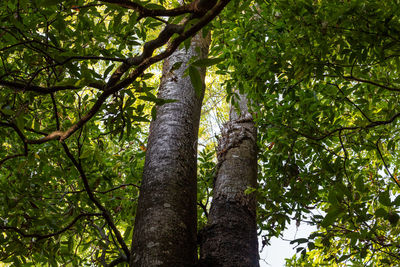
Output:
[
  {"xmin": 107, "ymin": 255, "xmax": 128, "ymax": 267},
  {"xmin": 329, "ymin": 83, "xmax": 373, "ymax": 122},
  {"xmin": 343, "ymin": 75, "xmax": 400, "ymax": 93},
  {"xmin": 61, "ymin": 143, "xmax": 131, "ymax": 260},
  {"xmin": 375, "ymin": 140, "xmax": 400, "ymax": 189},
  {"xmin": 0, "ymin": 213, "xmax": 101, "ymax": 240}
]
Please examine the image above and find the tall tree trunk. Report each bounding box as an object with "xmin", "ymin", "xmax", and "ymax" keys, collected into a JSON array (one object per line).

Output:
[
  {"xmin": 199, "ymin": 94, "xmax": 259, "ymax": 267},
  {"xmin": 130, "ymin": 33, "xmax": 210, "ymax": 266}
]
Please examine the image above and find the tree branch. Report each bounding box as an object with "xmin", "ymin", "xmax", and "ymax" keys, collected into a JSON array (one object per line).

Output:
[
  {"xmin": 375, "ymin": 140, "xmax": 400, "ymax": 189},
  {"xmin": 197, "ymin": 201, "xmax": 208, "ymax": 218},
  {"xmin": 343, "ymin": 75, "xmax": 400, "ymax": 92},
  {"xmin": 106, "ymin": 23, "xmax": 185, "ymax": 88},
  {"xmin": 0, "ymin": 153, "xmax": 26, "ymax": 167},
  {"xmin": 285, "ymin": 110, "xmax": 400, "ymax": 141},
  {"xmin": 0, "ymin": 121, "xmax": 28, "ymax": 167},
  {"xmin": 107, "ymin": 255, "xmax": 128, "ymax": 267},
  {"xmin": 24, "ymin": 0, "xmax": 231, "ymax": 144},
  {"xmin": 0, "ymin": 213, "xmax": 101, "ymax": 240},
  {"xmin": 100, "ymin": 0, "xmax": 197, "ymax": 18},
  {"xmin": 50, "ymin": 93, "xmax": 60, "ymax": 130},
  {"xmin": 61, "ymin": 143, "xmax": 131, "ymax": 260},
  {"xmin": 0, "ymin": 80, "xmax": 104, "ymax": 94},
  {"xmin": 329, "ymin": 83, "xmax": 373, "ymax": 122}
]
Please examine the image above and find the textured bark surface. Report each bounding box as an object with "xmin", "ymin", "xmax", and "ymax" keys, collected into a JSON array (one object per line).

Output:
[
  {"xmin": 130, "ymin": 34, "xmax": 210, "ymax": 267},
  {"xmin": 199, "ymin": 95, "xmax": 259, "ymax": 267}
]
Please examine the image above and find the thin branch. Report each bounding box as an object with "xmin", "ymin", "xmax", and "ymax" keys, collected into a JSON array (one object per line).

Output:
[
  {"xmin": 0, "ymin": 153, "xmax": 26, "ymax": 166},
  {"xmin": 286, "ymin": 124, "xmax": 358, "ymax": 141},
  {"xmin": 0, "ymin": 39, "xmax": 64, "ymax": 52},
  {"xmin": 285, "ymin": 110, "xmax": 400, "ymax": 141},
  {"xmin": 375, "ymin": 140, "xmax": 400, "ymax": 189},
  {"xmin": 61, "ymin": 143, "xmax": 131, "ymax": 260},
  {"xmin": 28, "ymin": 56, "xmax": 125, "ymax": 84},
  {"xmin": 0, "ymin": 121, "xmax": 28, "ymax": 167},
  {"xmin": 57, "ymin": 183, "xmax": 140, "ymax": 196},
  {"xmin": 343, "ymin": 75, "xmax": 400, "ymax": 93},
  {"xmin": 50, "ymin": 93, "xmax": 60, "ymax": 130},
  {"xmin": 338, "ymin": 130, "xmax": 350, "ymax": 183},
  {"xmin": 24, "ymin": 127, "xmax": 48, "ymax": 136},
  {"xmin": 98, "ymin": 183, "xmax": 140, "ymax": 194},
  {"xmin": 329, "ymin": 83, "xmax": 373, "ymax": 122},
  {"xmin": 107, "ymin": 255, "xmax": 128, "ymax": 267},
  {"xmin": 0, "ymin": 80, "xmax": 104, "ymax": 94},
  {"xmin": 100, "ymin": 0, "xmax": 196, "ymax": 18},
  {"xmin": 0, "ymin": 213, "xmax": 101, "ymax": 240},
  {"xmin": 197, "ymin": 201, "xmax": 208, "ymax": 218}
]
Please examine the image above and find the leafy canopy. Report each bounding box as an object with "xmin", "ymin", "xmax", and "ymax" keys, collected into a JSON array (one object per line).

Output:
[
  {"xmin": 0, "ymin": 0, "xmax": 232, "ymax": 265},
  {"xmin": 211, "ymin": 0, "xmax": 400, "ymax": 265}
]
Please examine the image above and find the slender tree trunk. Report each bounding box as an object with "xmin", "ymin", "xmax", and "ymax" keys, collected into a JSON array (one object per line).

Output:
[
  {"xmin": 130, "ymin": 33, "xmax": 210, "ymax": 266},
  {"xmin": 199, "ymin": 94, "xmax": 259, "ymax": 267}
]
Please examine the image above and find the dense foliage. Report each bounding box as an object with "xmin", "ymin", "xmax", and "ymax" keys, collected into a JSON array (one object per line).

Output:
[
  {"xmin": 0, "ymin": 0, "xmax": 230, "ymax": 265},
  {"xmin": 212, "ymin": 0, "xmax": 400, "ymax": 265},
  {"xmin": 1, "ymin": 0, "xmax": 400, "ymax": 266}
]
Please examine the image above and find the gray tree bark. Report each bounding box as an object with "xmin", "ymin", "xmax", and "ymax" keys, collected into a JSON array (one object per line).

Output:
[
  {"xmin": 199, "ymin": 94, "xmax": 259, "ymax": 267},
  {"xmin": 130, "ymin": 33, "xmax": 210, "ymax": 266}
]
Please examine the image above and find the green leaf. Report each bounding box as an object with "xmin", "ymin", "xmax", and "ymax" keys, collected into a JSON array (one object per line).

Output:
[
  {"xmin": 138, "ymin": 95, "xmax": 159, "ymax": 103},
  {"xmin": 290, "ymin": 238, "xmax": 308, "ymax": 244},
  {"xmin": 41, "ymin": 0, "xmax": 60, "ymax": 6},
  {"xmin": 378, "ymin": 191, "xmax": 392, "ymax": 206},
  {"xmin": 141, "ymin": 73, "xmax": 154, "ymax": 80},
  {"xmin": 388, "ymin": 212, "xmax": 399, "ymax": 226},
  {"xmin": 15, "ymin": 115, "xmax": 25, "ymax": 130},
  {"xmin": 244, "ymin": 187, "xmax": 256, "ymax": 195},
  {"xmin": 375, "ymin": 208, "xmax": 388, "ymax": 218},
  {"xmin": 1, "ymin": 108, "xmax": 14, "ymax": 116},
  {"xmin": 79, "ymin": 147, "xmax": 93, "ymax": 159},
  {"xmin": 170, "ymin": 61, "xmax": 183, "ymax": 72},
  {"xmin": 123, "ymin": 226, "xmax": 133, "ymax": 241},
  {"xmin": 131, "ymin": 116, "xmax": 150, "ymax": 123},
  {"xmin": 321, "ymin": 207, "xmax": 343, "ymax": 227},
  {"xmin": 103, "ymin": 64, "xmax": 115, "ymax": 78},
  {"xmin": 151, "ymin": 106, "xmax": 157, "ymax": 121},
  {"xmin": 184, "ymin": 37, "xmax": 191, "ymax": 51},
  {"xmin": 338, "ymin": 254, "xmax": 351, "ymax": 262},
  {"xmin": 188, "ymin": 66, "xmax": 203, "ymax": 97},
  {"xmin": 392, "ymin": 195, "xmax": 400, "ymax": 206}
]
